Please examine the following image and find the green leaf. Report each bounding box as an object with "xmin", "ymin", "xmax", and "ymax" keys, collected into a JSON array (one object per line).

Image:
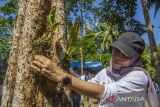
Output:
[
  {"xmin": 51, "ymin": 22, "xmax": 61, "ymax": 32},
  {"xmin": 47, "ymin": 8, "xmax": 56, "ymax": 25},
  {"xmin": 68, "ymin": 20, "xmax": 80, "ymax": 46}
]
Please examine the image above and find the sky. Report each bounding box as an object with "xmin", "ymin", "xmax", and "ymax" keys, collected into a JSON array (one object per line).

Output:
[{"xmin": 0, "ymin": 0, "xmax": 160, "ymax": 44}]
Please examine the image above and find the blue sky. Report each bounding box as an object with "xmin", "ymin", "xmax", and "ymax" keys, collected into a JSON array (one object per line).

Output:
[
  {"xmin": 135, "ymin": 0, "xmax": 160, "ymax": 45},
  {"xmin": 1, "ymin": 0, "xmax": 160, "ymax": 44}
]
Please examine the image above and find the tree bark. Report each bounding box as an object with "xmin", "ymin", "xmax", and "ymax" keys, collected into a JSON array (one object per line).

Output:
[
  {"xmin": 140, "ymin": 0, "xmax": 160, "ymax": 78},
  {"xmin": 11, "ymin": 0, "xmax": 52, "ymax": 106},
  {"xmin": 1, "ymin": 0, "xmax": 71, "ymax": 107},
  {"xmin": 51, "ymin": 0, "xmax": 72, "ymax": 106},
  {"xmin": 51, "ymin": 0, "xmax": 68, "ymax": 63},
  {"xmin": 1, "ymin": 0, "xmax": 28, "ymax": 106}
]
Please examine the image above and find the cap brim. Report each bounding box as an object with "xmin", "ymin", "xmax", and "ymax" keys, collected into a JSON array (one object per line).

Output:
[{"xmin": 109, "ymin": 42, "xmax": 136, "ymax": 57}]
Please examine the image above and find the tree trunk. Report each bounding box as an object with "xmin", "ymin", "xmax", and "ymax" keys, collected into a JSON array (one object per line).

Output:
[
  {"xmin": 1, "ymin": 0, "xmax": 28, "ymax": 106},
  {"xmin": 51, "ymin": 0, "xmax": 72, "ymax": 106},
  {"xmin": 140, "ymin": 0, "xmax": 160, "ymax": 78},
  {"xmin": 1, "ymin": 0, "xmax": 71, "ymax": 107},
  {"xmin": 51, "ymin": 0, "xmax": 68, "ymax": 65}
]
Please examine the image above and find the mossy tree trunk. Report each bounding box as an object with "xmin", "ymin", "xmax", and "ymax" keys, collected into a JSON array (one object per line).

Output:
[{"xmin": 1, "ymin": 0, "xmax": 71, "ymax": 107}]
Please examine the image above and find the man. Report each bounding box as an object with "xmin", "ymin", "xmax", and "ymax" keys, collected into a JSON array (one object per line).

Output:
[{"xmin": 30, "ymin": 32, "xmax": 158, "ymax": 107}]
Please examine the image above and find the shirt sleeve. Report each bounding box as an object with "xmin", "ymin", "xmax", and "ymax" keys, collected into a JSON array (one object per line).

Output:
[
  {"xmin": 87, "ymin": 69, "xmax": 106, "ymax": 85},
  {"xmin": 100, "ymin": 71, "xmax": 148, "ymax": 104}
]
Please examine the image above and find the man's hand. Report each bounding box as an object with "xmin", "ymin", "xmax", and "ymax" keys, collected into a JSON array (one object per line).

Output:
[{"xmin": 30, "ymin": 55, "xmax": 66, "ymax": 82}]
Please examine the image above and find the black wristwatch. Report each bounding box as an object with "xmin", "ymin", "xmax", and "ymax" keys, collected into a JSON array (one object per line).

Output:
[{"xmin": 62, "ymin": 75, "xmax": 72, "ymax": 86}]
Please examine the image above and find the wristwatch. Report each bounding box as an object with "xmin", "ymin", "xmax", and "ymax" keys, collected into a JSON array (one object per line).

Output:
[{"xmin": 62, "ymin": 75, "xmax": 72, "ymax": 86}]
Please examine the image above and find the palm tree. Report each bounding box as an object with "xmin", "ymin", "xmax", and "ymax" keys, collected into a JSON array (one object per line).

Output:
[{"xmin": 140, "ymin": 0, "xmax": 160, "ymax": 79}]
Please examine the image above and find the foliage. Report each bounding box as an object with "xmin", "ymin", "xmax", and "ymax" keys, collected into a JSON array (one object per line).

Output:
[
  {"xmin": 94, "ymin": 22, "xmax": 120, "ymax": 50},
  {"xmin": 0, "ymin": 35, "xmax": 11, "ymax": 62},
  {"xmin": 32, "ymin": 8, "xmax": 60, "ymax": 57},
  {"xmin": 66, "ymin": 0, "xmax": 96, "ymax": 35},
  {"xmin": 93, "ymin": 0, "xmax": 146, "ymax": 35},
  {"xmin": 67, "ymin": 20, "xmax": 80, "ymax": 57},
  {"xmin": 67, "ymin": 29, "xmax": 97, "ymax": 61},
  {"xmin": 147, "ymin": 0, "xmax": 160, "ymax": 18},
  {"xmin": 100, "ymin": 53, "xmax": 111, "ymax": 67},
  {"xmin": 0, "ymin": 0, "xmax": 18, "ymax": 62},
  {"xmin": 142, "ymin": 47, "xmax": 156, "ymax": 79},
  {"xmin": 66, "ymin": 21, "xmax": 99, "ymax": 61},
  {"xmin": 0, "ymin": 0, "xmax": 157, "ymax": 74},
  {"xmin": 67, "ymin": 21, "xmax": 113, "ymax": 65},
  {"xmin": 157, "ymin": 44, "xmax": 160, "ymax": 53}
]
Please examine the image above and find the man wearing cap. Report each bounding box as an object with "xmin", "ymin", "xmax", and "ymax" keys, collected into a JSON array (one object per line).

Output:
[{"xmin": 30, "ymin": 32, "xmax": 158, "ymax": 107}]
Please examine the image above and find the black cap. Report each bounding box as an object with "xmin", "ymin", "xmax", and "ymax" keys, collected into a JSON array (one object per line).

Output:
[{"xmin": 109, "ymin": 32, "xmax": 145, "ymax": 57}]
